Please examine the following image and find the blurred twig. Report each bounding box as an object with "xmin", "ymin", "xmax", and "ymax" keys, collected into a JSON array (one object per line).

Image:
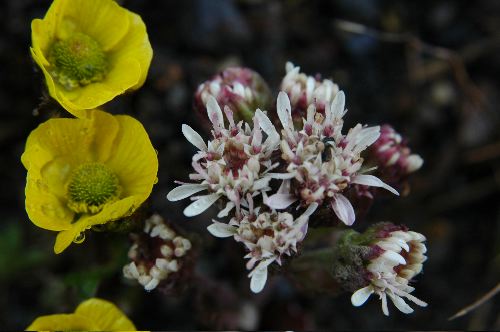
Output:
[
  {"xmin": 448, "ymin": 282, "xmax": 500, "ymax": 320},
  {"xmin": 334, "ymin": 19, "xmax": 500, "ymax": 109}
]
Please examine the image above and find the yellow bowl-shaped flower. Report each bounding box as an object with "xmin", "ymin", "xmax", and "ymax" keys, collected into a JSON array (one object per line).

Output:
[
  {"xmin": 31, "ymin": 0, "xmax": 153, "ymax": 118},
  {"xmin": 21, "ymin": 110, "xmax": 158, "ymax": 254},
  {"xmin": 26, "ymin": 298, "xmax": 137, "ymax": 331}
]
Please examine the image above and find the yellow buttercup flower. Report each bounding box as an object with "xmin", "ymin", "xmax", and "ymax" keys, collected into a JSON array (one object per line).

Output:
[
  {"xmin": 21, "ymin": 110, "xmax": 158, "ymax": 254},
  {"xmin": 31, "ymin": 0, "xmax": 153, "ymax": 118},
  {"xmin": 26, "ymin": 298, "xmax": 137, "ymax": 331}
]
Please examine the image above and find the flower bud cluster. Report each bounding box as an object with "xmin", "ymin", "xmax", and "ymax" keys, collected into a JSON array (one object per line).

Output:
[{"xmin": 123, "ymin": 214, "xmax": 192, "ymax": 291}]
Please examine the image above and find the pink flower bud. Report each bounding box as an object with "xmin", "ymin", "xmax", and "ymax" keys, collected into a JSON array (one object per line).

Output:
[
  {"xmin": 368, "ymin": 125, "xmax": 423, "ymax": 179},
  {"xmin": 194, "ymin": 67, "xmax": 272, "ymax": 124}
]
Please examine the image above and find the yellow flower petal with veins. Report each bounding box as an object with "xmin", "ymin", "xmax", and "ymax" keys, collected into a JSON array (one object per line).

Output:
[
  {"xmin": 31, "ymin": 0, "xmax": 152, "ymax": 118},
  {"xmin": 26, "ymin": 298, "xmax": 137, "ymax": 331},
  {"xmin": 22, "ymin": 110, "xmax": 158, "ymax": 253}
]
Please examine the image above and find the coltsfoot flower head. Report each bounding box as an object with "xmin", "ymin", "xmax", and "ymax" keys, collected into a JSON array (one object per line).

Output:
[
  {"xmin": 21, "ymin": 110, "xmax": 158, "ymax": 253},
  {"xmin": 123, "ymin": 214, "xmax": 192, "ymax": 292},
  {"xmin": 281, "ymin": 62, "xmax": 340, "ymax": 126},
  {"xmin": 367, "ymin": 124, "xmax": 423, "ymax": 183},
  {"xmin": 26, "ymin": 298, "xmax": 136, "ymax": 331},
  {"xmin": 208, "ymin": 195, "xmax": 318, "ymax": 293},
  {"xmin": 167, "ymin": 95, "xmax": 280, "ymax": 218},
  {"xmin": 194, "ymin": 67, "xmax": 272, "ymax": 124},
  {"xmin": 31, "ymin": 0, "xmax": 153, "ymax": 117},
  {"xmin": 332, "ymin": 223, "xmax": 427, "ymax": 316},
  {"xmin": 267, "ymin": 91, "xmax": 398, "ymax": 226}
]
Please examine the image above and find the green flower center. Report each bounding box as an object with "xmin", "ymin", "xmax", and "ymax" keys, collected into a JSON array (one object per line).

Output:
[
  {"xmin": 67, "ymin": 163, "xmax": 121, "ymax": 214},
  {"xmin": 48, "ymin": 32, "xmax": 108, "ymax": 90}
]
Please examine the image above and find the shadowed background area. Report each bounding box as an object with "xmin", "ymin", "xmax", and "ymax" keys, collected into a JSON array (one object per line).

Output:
[{"xmin": 0, "ymin": 0, "xmax": 499, "ymax": 329}]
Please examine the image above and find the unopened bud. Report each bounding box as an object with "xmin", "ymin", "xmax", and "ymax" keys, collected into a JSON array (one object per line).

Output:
[
  {"xmin": 280, "ymin": 62, "xmax": 340, "ymax": 127},
  {"xmin": 123, "ymin": 214, "xmax": 193, "ymax": 292},
  {"xmin": 332, "ymin": 223, "xmax": 428, "ymax": 316},
  {"xmin": 194, "ymin": 67, "xmax": 272, "ymax": 124}
]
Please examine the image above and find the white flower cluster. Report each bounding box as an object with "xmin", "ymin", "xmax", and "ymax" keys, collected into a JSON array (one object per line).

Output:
[
  {"xmin": 123, "ymin": 214, "xmax": 192, "ymax": 291},
  {"xmin": 207, "ymin": 195, "xmax": 318, "ymax": 293},
  {"xmin": 167, "ymin": 63, "xmax": 424, "ymax": 299},
  {"xmin": 167, "ymin": 96, "xmax": 280, "ymax": 218},
  {"xmin": 267, "ymin": 91, "xmax": 398, "ymax": 226},
  {"xmin": 351, "ymin": 228, "xmax": 428, "ymax": 315}
]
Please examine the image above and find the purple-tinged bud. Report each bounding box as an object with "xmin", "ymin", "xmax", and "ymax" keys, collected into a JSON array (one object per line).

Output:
[
  {"xmin": 368, "ymin": 125, "xmax": 423, "ymax": 179},
  {"xmin": 194, "ymin": 67, "xmax": 272, "ymax": 124},
  {"xmin": 280, "ymin": 62, "xmax": 340, "ymax": 127},
  {"xmin": 332, "ymin": 223, "xmax": 427, "ymax": 316},
  {"xmin": 123, "ymin": 214, "xmax": 193, "ymax": 292}
]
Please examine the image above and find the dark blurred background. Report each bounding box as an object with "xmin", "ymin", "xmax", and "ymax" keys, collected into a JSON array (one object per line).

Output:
[{"xmin": 1, "ymin": 0, "xmax": 499, "ymax": 330}]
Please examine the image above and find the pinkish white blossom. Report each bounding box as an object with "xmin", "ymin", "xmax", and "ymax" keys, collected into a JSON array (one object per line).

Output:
[
  {"xmin": 208, "ymin": 195, "xmax": 318, "ymax": 293},
  {"xmin": 351, "ymin": 225, "xmax": 428, "ymax": 316},
  {"xmin": 167, "ymin": 95, "xmax": 280, "ymax": 218},
  {"xmin": 281, "ymin": 62, "xmax": 340, "ymax": 123},
  {"xmin": 268, "ymin": 91, "xmax": 398, "ymax": 226},
  {"xmin": 123, "ymin": 214, "xmax": 192, "ymax": 291}
]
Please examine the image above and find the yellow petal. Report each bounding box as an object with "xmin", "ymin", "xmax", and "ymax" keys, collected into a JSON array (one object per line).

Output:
[
  {"xmin": 106, "ymin": 115, "xmax": 158, "ymax": 197},
  {"xmin": 26, "ymin": 313, "xmax": 95, "ymax": 331},
  {"xmin": 31, "ymin": 20, "xmax": 54, "ymax": 62},
  {"xmin": 55, "ymin": 57, "xmax": 141, "ymax": 116},
  {"xmin": 109, "ymin": 11, "xmax": 153, "ymax": 89},
  {"xmin": 75, "ymin": 298, "xmax": 136, "ymax": 331},
  {"xmin": 22, "ymin": 116, "xmax": 95, "ymax": 166},
  {"xmin": 54, "ymin": 196, "xmax": 139, "ymax": 254},
  {"xmin": 25, "ymin": 176, "xmax": 74, "ymax": 231},
  {"xmin": 37, "ymin": 0, "xmax": 130, "ymax": 52},
  {"xmin": 90, "ymin": 110, "xmax": 121, "ymax": 163}
]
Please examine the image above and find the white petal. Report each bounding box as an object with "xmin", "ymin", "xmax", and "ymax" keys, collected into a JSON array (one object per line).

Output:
[
  {"xmin": 183, "ymin": 193, "xmax": 221, "ymax": 217},
  {"xmin": 182, "ymin": 124, "xmax": 207, "ymax": 151},
  {"xmin": 207, "ymin": 221, "xmax": 237, "ymax": 238},
  {"xmin": 300, "ymin": 202, "xmax": 319, "ymax": 219},
  {"xmin": 277, "ymin": 91, "xmax": 292, "ymax": 129},
  {"xmin": 351, "ymin": 286, "xmax": 374, "ymax": 306},
  {"xmin": 406, "ymin": 155, "xmax": 423, "ymax": 173},
  {"xmin": 206, "ymin": 96, "xmax": 224, "ymax": 128},
  {"xmin": 266, "ymin": 193, "xmax": 297, "ymax": 210},
  {"xmin": 381, "ymin": 292, "xmax": 389, "ymax": 316},
  {"xmin": 167, "ymin": 184, "xmax": 207, "ymax": 201},
  {"xmin": 255, "ymin": 109, "xmax": 280, "ymax": 144},
  {"xmin": 306, "ymin": 77, "xmax": 315, "ymax": 100},
  {"xmin": 217, "ymin": 202, "xmax": 235, "ymax": 218},
  {"xmin": 331, "ymin": 90, "xmax": 346, "ymax": 118},
  {"xmin": 388, "ymin": 292, "xmax": 414, "ymax": 314},
  {"xmin": 354, "ymin": 126, "xmax": 380, "ymax": 154},
  {"xmin": 250, "ymin": 265, "xmax": 269, "ymax": 293},
  {"xmin": 352, "ymin": 174, "xmax": 399, "ymax": 196},
  {"xmin": 267, "ymin": 172, "xmax": 296, "ymax": 180},
  {"xmin": 331, "ymin": 193, "xmax": 356, "ymax": 226},
  {"xmin": 382, "ymin": 250, "xmax": 406, "ymax": 265},
  {"xmin": 144, "ymin": 278, "xmax": 159, "ymax": 291}
]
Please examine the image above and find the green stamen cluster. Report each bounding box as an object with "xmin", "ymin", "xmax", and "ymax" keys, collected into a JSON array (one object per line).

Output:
[
  {"xmin": 48, "ymin": 32, "xmax": 108, "ymax": 90},
  {"xmin": 67, "ymin": 163, "xmax": 121, "ymax": 214}
]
